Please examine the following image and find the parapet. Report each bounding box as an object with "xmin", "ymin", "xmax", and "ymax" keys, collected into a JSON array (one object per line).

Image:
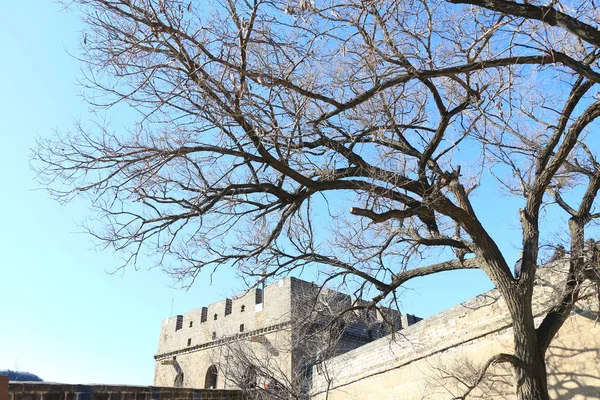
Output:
[
  {"xmin": 6, "ymin": 382, "xmax": 243, "ymax": 400},
  {"xmin": 310, "ymin": 260, "xmax": 599, "ymax": 399},
  {"xmin": 155, "ymin": 278, "xmax": 294, "ymax": 356}
]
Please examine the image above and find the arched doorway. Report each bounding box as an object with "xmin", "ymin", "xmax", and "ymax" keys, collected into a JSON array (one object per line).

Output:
[{"xmin": 204, "ymin": 365, "xmax": 218, "ymax": 389}]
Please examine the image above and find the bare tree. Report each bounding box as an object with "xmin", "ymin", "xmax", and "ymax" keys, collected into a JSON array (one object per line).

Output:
[
  {"xmin": 35, "ymin": 1, "xmax": 600, "ymax": 399},
  {"xmin": 211, "ymin": 334, "xmax": 302, "ymax": 399}
]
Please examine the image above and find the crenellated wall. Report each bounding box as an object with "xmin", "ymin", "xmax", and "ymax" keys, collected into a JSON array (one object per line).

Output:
[
  {"xmin": 154, "ymin": 278, "xmax": 296, "ymax": 389},
  {"xmin": 156, "ymin": 284, "xmax": 280, "ymax": 356}
]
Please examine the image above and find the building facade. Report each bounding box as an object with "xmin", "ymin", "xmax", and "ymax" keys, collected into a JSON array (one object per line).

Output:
[{"xmin": 153, "ymin": 277, "xmax": 421, "ymax": 392}]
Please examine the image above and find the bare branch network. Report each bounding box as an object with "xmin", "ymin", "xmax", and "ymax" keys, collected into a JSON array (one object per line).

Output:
[{"xmin": 35, "ymin": 1, "xmax": 600, "ymax": 399}]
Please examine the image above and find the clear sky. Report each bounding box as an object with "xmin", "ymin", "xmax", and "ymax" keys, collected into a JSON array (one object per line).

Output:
[{"xmin": 0, "ymin": 0, "xmax": 524, "ymax": 386}]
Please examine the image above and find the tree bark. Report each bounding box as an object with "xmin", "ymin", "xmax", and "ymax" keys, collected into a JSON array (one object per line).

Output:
[
  {"xmin": 507, "ymin": 293, "xmax": 550, "ymax": 400},
  {"xmin": 513, "ymin": 343, "xmax": 549, "ymax": 400}
]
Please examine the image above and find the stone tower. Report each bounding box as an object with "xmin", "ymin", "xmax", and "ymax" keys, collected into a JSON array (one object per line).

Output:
[{"xmin": 153, "ymin": 277, "xmax": 421, "ymax": 391}]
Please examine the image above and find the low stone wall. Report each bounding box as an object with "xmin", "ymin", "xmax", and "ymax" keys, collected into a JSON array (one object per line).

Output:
[{"xmin": 6, "ymin": 383, "xmax": 243, "ymax": 400}]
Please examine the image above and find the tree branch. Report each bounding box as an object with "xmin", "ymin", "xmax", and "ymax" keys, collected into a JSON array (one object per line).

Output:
[
  {"xmin": 447, "ymin": 0, "xmax": 600, "ymax": 47},
  {"xmin": 453, "ymin": 353, "xmax": 524, "ymax": 400}
]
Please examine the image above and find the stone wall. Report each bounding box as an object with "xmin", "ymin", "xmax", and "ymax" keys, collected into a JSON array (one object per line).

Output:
[
  {"xmin": 6, "ymin": 383, "xmax": 243, "ymax": 400},
  {"xmin": 310, "ymin": 262, "xmax": 600, "ymax": 399},
  {"xmin": 155, "ymin": 281, "xmax": 289, "ymax": 357},
  {"xmin": 289, "ymin": 278, "xmax": 421, "ymax": 354},
  {"xmin": 154, "ymin": 278, "xmax": 296, "ymax": 389},
  {"xmin": 153, "ymin": 276, "xmax": 423, "ymax": 392}
]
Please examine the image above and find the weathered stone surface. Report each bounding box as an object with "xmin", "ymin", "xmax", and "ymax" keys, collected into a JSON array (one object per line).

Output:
[
  {"xmin": 310, "ymin": 261, "xmax": 600, "ymax": 399},
  {"xmin": 153, "ymin": 277, "xmax": 419, "ymax": 390},
  {"xmin": 154, "ymin": 279, "xmax": 295, "ymax": 389}
]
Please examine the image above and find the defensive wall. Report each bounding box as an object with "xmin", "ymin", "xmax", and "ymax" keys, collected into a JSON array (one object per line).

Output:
[
  {"xmin": 154, "ymin": 278, "xmax": 293, "ymax": 389},
  {"xmin": 4, "ymin": 382, "xmax": 243, "ymax": 400},
  {"xmin": 310, "ymin": 261, "xmax": 600, "ymax": 399},
  {"xmin": 153, "ymin": 277, "xmax": 421, "ymax": 390}
]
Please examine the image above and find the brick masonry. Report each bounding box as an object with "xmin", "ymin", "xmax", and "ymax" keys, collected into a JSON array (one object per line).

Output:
[{"xmin": 6, "ymin": 383, "xmax": 243, "ymax": 400}]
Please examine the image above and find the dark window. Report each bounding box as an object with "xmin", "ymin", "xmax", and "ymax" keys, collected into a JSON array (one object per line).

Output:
[
  {"xmin": 214, "ymin": 313, "xmax": 218, "ymax": 320},
  {"xmin": 255, "ymin": 288, "xmax": 263, "ymax": 305},
  {"xmin": 204, "ymin": 365, "xmax": 218, "ymax": 389},
  {"xmin": 189, "ymin": 321, "xmax": 193, "ymax": 328},
  {"xmin": 212, "ymin": 331, "xmax": 216, "ymax": 340},
  {"xmin": 241, "ymin": 305, "xmax": 246, "ymax": 312},
  {"xmin": 240, "ymin": 324, "xmax": 245, "ymax": 332},
  {"xmin": 187, "ymin": 338, "xmax": 192, "ymax": 346},
  {"xmin": 175, "ymin": 315, "xmax": 183, "ymax": 331},
  {"xmin": 332, "ymin": 320, "xmax": 346, "ymax": 338}
]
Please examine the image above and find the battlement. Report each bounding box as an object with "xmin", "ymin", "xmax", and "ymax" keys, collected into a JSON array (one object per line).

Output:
[
  {"xmin": 156, "ymin": 278, "xmax": 294, "ymax": 357},
  {"xmin": 156, "ymin": 276, "xmax": 422, "ymax": 357}
]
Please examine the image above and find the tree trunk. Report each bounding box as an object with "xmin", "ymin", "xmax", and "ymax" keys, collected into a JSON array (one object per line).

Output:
[
  {"xmin": 509, "ymin": 293, "xmax": 550, "ymax": 400},
  {"xmin": 513, "ymin": 346, "xmax": 549, "ymax": 400}
]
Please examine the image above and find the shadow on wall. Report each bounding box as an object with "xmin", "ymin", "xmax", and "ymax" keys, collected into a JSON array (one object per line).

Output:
[
  {"xmin": 420, "ymin": 353, "xmax": 514, "ymax": 399},
  {"xmin": 420, "ymin": 337, "xmax": 600, "ymax": 400},
  {"xmin": 310, "ymin": 264, "xmax": 600, "ymax": 400},
  {"xmin": 546, "ymin": 344, "xmax": 600, "ymax": 398}
]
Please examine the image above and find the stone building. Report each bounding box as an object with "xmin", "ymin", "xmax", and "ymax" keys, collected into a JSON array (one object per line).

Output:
[{"xmin": 153, "ymin": 277, "xmax": 421, "ymax": 392}]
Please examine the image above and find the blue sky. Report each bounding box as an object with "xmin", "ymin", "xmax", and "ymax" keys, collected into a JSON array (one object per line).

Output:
[{"xmin": 0, "ymin": 0, "xmax": 525, "ymax": 386}]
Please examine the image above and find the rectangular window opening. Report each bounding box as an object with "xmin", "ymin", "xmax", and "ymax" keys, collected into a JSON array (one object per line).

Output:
[{"xmin": 175, "ymin": 315, "xmax": 183, "ymax": 331}]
